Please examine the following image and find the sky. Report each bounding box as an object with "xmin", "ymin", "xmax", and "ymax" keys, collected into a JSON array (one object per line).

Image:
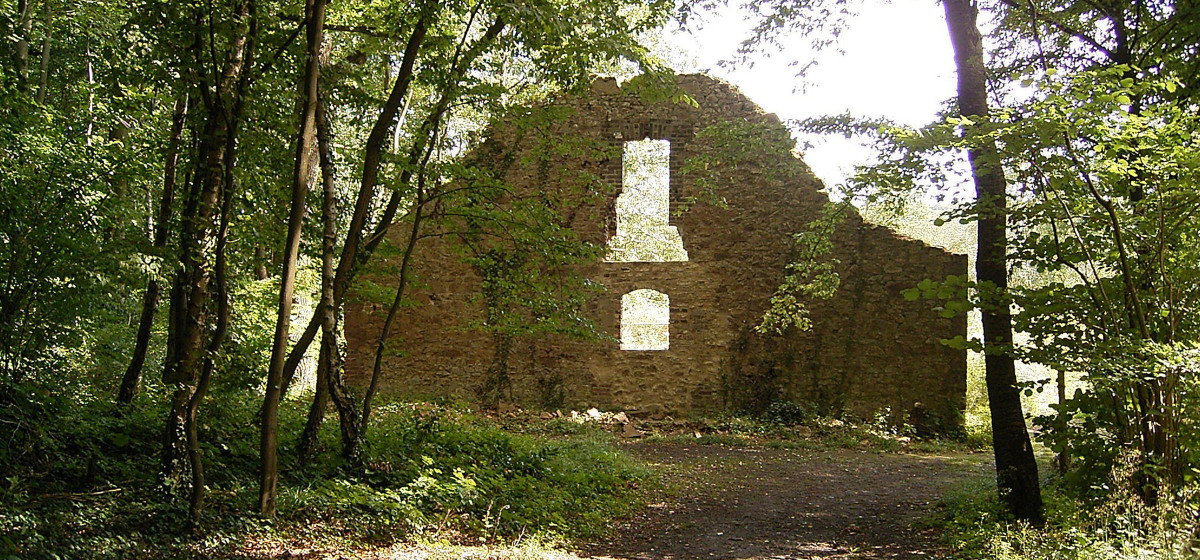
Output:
[{"xmin": 664, "ymin": 2, "xmax": 959, "ymax": 190}]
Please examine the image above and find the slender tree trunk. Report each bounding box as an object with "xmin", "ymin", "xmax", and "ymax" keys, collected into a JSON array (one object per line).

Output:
[
  {"xmin": 297, "ymin": 343, "xmax": 330, "ymax": 465},
  {"xmin": 118, "ymin": 95, "xmax": 188, "ymax": 406},
  {"xmin": 162, "ymin": 113, "xmax": 227, "ymax": 489},
  {"xmin": 13, "ymin": 0, "xmax": 32, "ymax": 88},
  {"xmin": 324, "ymin": 317, "xmax": 360, "ymax": 465},
  {"xmin": 276, "ymin": 17, "xmax": 429, "ymax": 398},
  {"xmin": 84, "ymin": 41, "xmax": 93, "ymax": 141},
  {"xmin": 186, "ymin": 138, "xmax": 234, "ymax": 526},
  {"xmin": 1056, "ymin": 367, "xmax": 1068, "ymax": 474},
  {"xmin": 259, "ymin": 0, "xmax": 327, "ymax": 518},
  {"xmin": 298, "ymin": 90, "xmax": 337, "ymax": 465},
  {"xmin": 283, "ymin": 14, "xmax": 505, "ymax": 459},
  {"xmin": 35, "ymin": 0, "xmax": 50, "ymax": 104},
  {"xmin": 943, "ymin": 0, "xmax": 1043, "ymax": 524},
  {"xmin": 254, "ymin": 245, "xmax": 268, "ymax": 280},
  {"xmin": 362, "ymin": 135, "xmax": 436, "ymax": 429}
]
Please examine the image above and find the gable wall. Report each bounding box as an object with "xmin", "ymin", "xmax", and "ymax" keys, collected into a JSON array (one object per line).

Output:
[{"xmin": 345, "ymin": 75, "xmax": 967, "ymax": 426}]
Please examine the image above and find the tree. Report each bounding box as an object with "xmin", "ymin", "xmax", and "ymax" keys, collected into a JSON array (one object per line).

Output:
[
  {"xmin": 258, "ymin": 0, "xmax": 328, "ymax": 517},
  {"xmin": 261, "ymin": 0, "xmax": 673, "ymax": 512},
  {"xmin": 943, "ymin": 0, "xmax": 1043, "ymax": 524},
  {"xmin": 788, "ymin": 0, "xmax": 1200, "ymax": 508},
  {"xmin": 117, "ymin": 95, "xmax": 187, "ymax": 406},
  {"xmin": 149, "ymin": 0, "xmax": 259, "ymax": 522},
  {"xmin": 707, "ymin": 0, "xmax": 1045, "ymax": 521},
  {"xmin": 994, "ymin": 0, "xmax": 1200, "ymax": 501}
]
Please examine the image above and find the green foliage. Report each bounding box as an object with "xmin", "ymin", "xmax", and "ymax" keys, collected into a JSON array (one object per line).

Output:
[
  {"xmin": 643, "ymin": 409, "xmax": 971, "ymax": 453},
  {"xmin": 760, "ymin": 400, "xmax": 812, "ymax": 426},
  {"xmin": 0, "ymin": 396, "xmax": 650, "ymax": 558},
  {"xmin": 351, "ymin": 402, "xmax": 650, "ymax": 538},
  {"xmin": 680, "ymin": 119, "xmax": 798, "ymax": 212},
  {"xmin": 939, "ymin": 475, "xmax": 1200, "ymax": 560},
  {"xmin": 1035, "ymin": 343, "xmax": 1200, "ymax": 501},
  {"xmin": 678, "ymin": 120, "xmax": 847, "ymax": 336},
  {"xmin": 757, "ymin": 201, "xmax": 847, "ymax": 335},
  {"xmin": 816, "ymin": 60, "xmax": 1200, "ymax": 500},
  {"xmin": 0, "ymin": 88, "xmax": 143, "ymax": 381}
]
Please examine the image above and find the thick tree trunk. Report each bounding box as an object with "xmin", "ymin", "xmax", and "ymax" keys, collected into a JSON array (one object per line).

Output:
[
  {"xmin": 259, "ymin": 0, "xmax": 327, "ymax": 518},
  {"xmin": 118, "ymin": 95, "xmax": 187, "ymax": 406},
  {"xmin": 943, "ymin": 0, "xmax": 1043, "ymax": 524},
  {"xmin": 160, "ymin": 0, "xmax": 255, "ymax": 497}
]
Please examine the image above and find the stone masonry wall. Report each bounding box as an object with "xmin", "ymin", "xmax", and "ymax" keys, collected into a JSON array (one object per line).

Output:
[{"xmin": 345, "ymin": 74, "xmax": 968, "ymax": 426}]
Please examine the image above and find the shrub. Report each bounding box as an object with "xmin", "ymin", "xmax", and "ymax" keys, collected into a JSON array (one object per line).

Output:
[{"xmin": 939, "ymin": 475, "xmax": 1200, "ymax": 560}]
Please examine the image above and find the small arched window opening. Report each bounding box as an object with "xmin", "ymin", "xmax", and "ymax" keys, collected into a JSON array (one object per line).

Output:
[{"xmin": 621, "ymin": 289, "xmax": 670, "ymax": 351}]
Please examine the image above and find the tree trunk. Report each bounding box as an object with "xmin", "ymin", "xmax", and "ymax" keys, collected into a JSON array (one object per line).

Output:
[
  {"xmin": 259, "ymin": 0, "xmax": 326, "ymax": 518},
  {"xmin": 1056, "ymin": 366, "xmax": 1068, "ymax": 474},
  {"xmin": 254, "ymin": 245, "xmax": 268, "ymax": 280},
  {"xmin": 298, "ymin": 89, "xmax": 337, "ymax": 466},
  {"xmin": 35, "ymin": 0, "xmax": 50, "ymax": 104},
  {"xmin": 943, "ymin": 0, "xmax": 1043, "ymax": 524},
  {"xmin": 355, "ymin": 16, "xmax": 506, "ymax": 434},
  {"xmin": 161, "ymin": 114, "xmax": 227, "ymax": 490},
  {"xmin": 361, "ymin": 133, "xmax": 436, "ymax": 429},
  {"xmin": 186, "ymin": 132, "xmax": 235, "ymax": 526},
  {"xmin": 297, "ymin": 343, "xmax": 330, "ymax": 465},
  {"xmin": 160, "ymin": 0, "xmax": 255, "ymax": 496},
  {"xmin": 13, "ymin": 0, "xmax": 32, "ymax": 89},
  {"xmin": 118, "ymin": 95, "xmax": 187, "ymax": 406},
  {"xmin": 276, "ymin": 16, "xmax": 428, "ymax": 399}
]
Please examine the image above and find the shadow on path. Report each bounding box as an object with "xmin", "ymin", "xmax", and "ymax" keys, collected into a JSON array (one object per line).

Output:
[{"xmin": 583, "ymin": 444, "xmax": 987, "ymax": 560}]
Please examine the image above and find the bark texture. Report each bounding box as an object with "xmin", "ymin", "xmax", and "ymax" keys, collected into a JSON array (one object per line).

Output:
[
  {"xmin": 160, "ymin": 0, "xmax": 255, "ymax": 503},
  {"xmin": 259, "ymin": 0, "xmax": 326, "ymax": 517},
  {"xmin": 943, "ymin": 0, "xmax": 1043, "ymax": 524}
]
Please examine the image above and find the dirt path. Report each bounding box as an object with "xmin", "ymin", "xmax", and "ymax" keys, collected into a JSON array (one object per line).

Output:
[{"xmin": 582, "ymin": 443, "xmax": 988, "ymax": 560}]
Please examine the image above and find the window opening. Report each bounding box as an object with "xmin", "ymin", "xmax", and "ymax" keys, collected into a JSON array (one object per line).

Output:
[
  {"xmin": 621, "ymin": 289, "xmax": 670, "ymax": 350},
  {"xmin": 606, "ymin": 139, "xmax": 688, "ymax": 262}
]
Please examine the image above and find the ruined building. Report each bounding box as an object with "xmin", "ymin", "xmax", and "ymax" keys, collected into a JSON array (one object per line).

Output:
[{"xmin": 346, "ymin": 75, "xmax": 967, "ymax": 428}]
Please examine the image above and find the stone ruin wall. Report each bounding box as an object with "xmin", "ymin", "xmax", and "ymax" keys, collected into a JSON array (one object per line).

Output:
[{"xmin": 345, "ymin": 74, "xmax": 968, "ymax": 427}]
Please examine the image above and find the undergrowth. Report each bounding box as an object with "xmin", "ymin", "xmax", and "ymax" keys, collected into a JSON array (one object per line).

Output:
[
  {"xmin": 634, "ymin": 402, "xmax": 980, "ymax": 454},
  {"xmin": 0, "ymin": 389, "xmax": 649, "ymax": 559},
  {"xmin": 937, "ymin": 472, "xmax": 1200, "ymax": 560}
]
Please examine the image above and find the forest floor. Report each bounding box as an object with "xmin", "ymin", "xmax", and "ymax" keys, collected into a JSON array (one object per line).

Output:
[
  {"xmin": 579, "ymin": 442, "xmax": 988, "ymax": 560},
  {"xmin": 331, "ymin": 441, "xmax": 990, "ymax": 560}
]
